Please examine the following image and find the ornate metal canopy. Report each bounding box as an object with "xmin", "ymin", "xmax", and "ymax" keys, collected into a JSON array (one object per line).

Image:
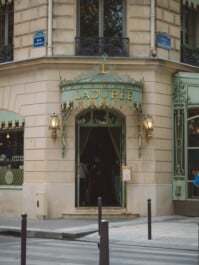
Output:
[
  {"xmin": 60, "ymin": 71, "xmax": 143, "ymax": 111},
  {"xmin": 60, "ymin": 60, "xmax": 144, "ymax": 157}
]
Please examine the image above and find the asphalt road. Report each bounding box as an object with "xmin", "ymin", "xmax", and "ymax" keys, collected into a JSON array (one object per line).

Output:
[{"xmin": 0, "ymin": 235, "xmax": 198, "ymax": 265}]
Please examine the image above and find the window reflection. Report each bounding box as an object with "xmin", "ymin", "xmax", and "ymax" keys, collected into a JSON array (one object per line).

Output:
[
  {"xmin": 0, "ymin": 130, "xmax": 24, "ymax": 185},
  {"xmin": 79, "ymin": 0, "xmax": 123, "ymax": 38},
  {"xmin": 188, "ymin": 108, "xmax": 199, "ymax": 198},
  {"xmin": 0, "ymin": 2, "xmax": 13, "ymax": 62}
]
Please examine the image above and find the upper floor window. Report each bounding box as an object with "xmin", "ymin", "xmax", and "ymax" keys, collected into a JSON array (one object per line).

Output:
[
  {"xmin": 76, "ymin": 0, "xmax": 129, "ymax": 57},
  {"xmin": 0, "ymin": 0, "xmax": 13, "ymax": 63},
  {"xmin": 181, "ymin": 2, "xmax": 199, "ymax": 66}
]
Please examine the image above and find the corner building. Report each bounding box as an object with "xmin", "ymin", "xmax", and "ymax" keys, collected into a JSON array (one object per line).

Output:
[{"xmin": 0, "ymin": 0, "xmax": 198, "ymax": 219}]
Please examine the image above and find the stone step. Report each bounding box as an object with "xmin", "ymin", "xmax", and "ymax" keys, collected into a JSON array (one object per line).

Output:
[{"xmin": 62, "ymin": 207, "xmax": 139, "ymax": 219}]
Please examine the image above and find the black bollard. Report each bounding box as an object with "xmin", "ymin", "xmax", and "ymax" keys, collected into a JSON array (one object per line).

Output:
[
  {"xmin": 99, "ymin": 220, "xmax": 109, "ymax": 265},
  {"xmin": 147, "ymin": 199, "xmax": 152, "ymax": 240},
  {"xmin": 21, "ymin": 213, "xmax": 27, "ymax": 265},
  {"xmin": 98, "ymin": 197, "xmax": 102, "ymax": 235}
]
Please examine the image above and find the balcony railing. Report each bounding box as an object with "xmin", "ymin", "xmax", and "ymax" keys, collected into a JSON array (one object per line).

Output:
[
  {"xmin": 75, "ymin": 37, "xmax": 129, "ymax": 57},
  {"xmin": 181, "ymin": 46, "xmax": 199, "ymax": 67},
  {"xmin": 0, "ymin": 45, "xmax": 13, "ymax": 63}
]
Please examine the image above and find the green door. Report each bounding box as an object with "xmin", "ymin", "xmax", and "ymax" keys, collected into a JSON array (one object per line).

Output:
[{"xmin": 76, "ymin": 109, "xmax": 125, "ymax": 207}]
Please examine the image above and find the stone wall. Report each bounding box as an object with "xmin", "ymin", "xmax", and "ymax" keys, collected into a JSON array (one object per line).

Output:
[
  {"xmin": 13, "ymin": 0, "xmax": 181, "ymax": 61},
  {"xmin": 14, "ymin": 0, "xmax": 48, "ymax": 60}
]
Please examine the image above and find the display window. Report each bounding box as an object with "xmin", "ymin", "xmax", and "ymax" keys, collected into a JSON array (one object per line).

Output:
[
  {"xmin": 0, "ymin": 123, "xmax": 24, "ymax": 186},
  {"xmin": 187, "ymin": 108, "xmax": 199, "ymax": 198}
]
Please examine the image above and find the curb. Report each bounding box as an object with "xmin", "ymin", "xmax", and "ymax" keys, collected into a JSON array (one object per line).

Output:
[{"xmin": 0, "ymin": 227, "xmax": 98, "ymax": 240}]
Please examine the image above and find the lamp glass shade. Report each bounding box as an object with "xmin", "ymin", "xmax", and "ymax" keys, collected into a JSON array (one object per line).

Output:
[
  {"xmin": 143, "ymin": 116, "xmax": 154, "ymax": 130},
  {"xmin": 49, "ymin": 114, "xmax": 60, "ymax": 129}
]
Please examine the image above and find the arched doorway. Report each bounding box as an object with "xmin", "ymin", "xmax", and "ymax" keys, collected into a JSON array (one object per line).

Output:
[{"xmin": 76, "ymin": 108, "xmax": 125, "ymax": 207}]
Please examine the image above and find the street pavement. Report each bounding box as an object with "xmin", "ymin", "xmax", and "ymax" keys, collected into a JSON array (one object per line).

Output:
[{"xmin": 0, "ymin": 214, "xmax": 198, "ymax": 251}]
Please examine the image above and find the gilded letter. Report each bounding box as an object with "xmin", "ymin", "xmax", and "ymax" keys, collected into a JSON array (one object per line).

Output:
[
  {"xmin": 91, "ymin": 90, "xmax": 99, "ymax": 99},
  {"xmin": 83, "ymin": 91, "xmax": 90, "ymax": 99},
  {"xmin": 127, "ymin": 91, "xmax": 133, "ymax": 101},
  {"xmin": 75, "ymin": 91, "xmax": 81, "ymax": 99},
  {"xmin": 120, "ymin": 90, "xmax": 126, "ymax": 99},
  {"xmin": 111, "ymin": 90, "xmax": 119, "ymax": 99}
]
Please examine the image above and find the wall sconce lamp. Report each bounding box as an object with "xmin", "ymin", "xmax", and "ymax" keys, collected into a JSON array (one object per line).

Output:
[
  {"xmin": 49, "ymin": 113, "xmax": 60, "ymax": 140},
  {"xmin": 143, "ymin": 115, "xmax": 154, "ymax": 137}
]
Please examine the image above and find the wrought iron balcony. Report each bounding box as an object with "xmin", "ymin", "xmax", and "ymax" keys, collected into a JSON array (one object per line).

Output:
[
  {"xmin": 181, "ymin": 46, "xmax": 199, "ymax": 67},
  {"xmin": 0, "ymin": 45, "xmax": 13, "ymax": 63},
  {"xmin": 75, "ymin": 37, "xmax": 129, "ymax": 57}
]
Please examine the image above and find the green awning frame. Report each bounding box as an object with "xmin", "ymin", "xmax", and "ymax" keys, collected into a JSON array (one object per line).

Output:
[
  {"xmin": 0, "ymin": 0, "xmax": 13, "ymax": 7},
  {"xmin": 182, "ymin": 0, "xmax": 199, "ymax": 8},
  {"xmin": 0, "ymin": 110, "xmax": 24, "ymax": 129}
]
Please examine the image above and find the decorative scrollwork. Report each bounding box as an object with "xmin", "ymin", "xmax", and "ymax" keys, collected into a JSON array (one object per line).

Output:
[
  {"xmin": 173, "ymin": 109, "xmax": 185, "ymax": 176},
  {"xmin": 75, "ymin": 37, "xmax": 129, "ymax": 57},
  {"xmin": 181, "ymin": 46, "xmax": 199, "ymax": 67},
  {"xmin": 173, "ymin": 78, "xmax": 186, "ymax": 105},
  {"xmin": 134, "ymin": 103, "xmax": 143, "ymax": 158}
]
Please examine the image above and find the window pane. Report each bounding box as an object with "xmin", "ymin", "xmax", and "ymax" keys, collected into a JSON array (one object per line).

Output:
[
  {"xmin": 188, "ymin": 182, "xmax": 199, "ymax": 198},
  {"xmin": 0, "ymin": 12, "xmax": 5, "ymax": 46},
  {"xmin": 188, "ymin": 149, "xmax": 199, "ymax": 180},
  {"xmin": 0, "ymin": 130, "xmax": 24, "ymax": 185},
  {"xmin": 188, "ymin": 117, "xmax": 199, "ymax": 146},
  {"xmin": 181, "ymin": 5, "xmax": 199, "ymax": 48},
  {"xmin": 0, "ymin": 130, "xmax": 23, "ymax": 166},
  {"xmin": 80, "ymin": 0, "xmax": 99, "ymax": 37},
  {"xmin": 188, "ymin": 109, "xmax": 199, "ymax": 147},
  {"xmin": 104, "ymin": 0, "xmax": 123, "ymax": 38},
  {"xmin": 187, "ymin": 108, "xmax": 199, "ymax": 198},
  {"xmin": 8, "ymin": 4, "xmax": 13, "ymax": 45}
]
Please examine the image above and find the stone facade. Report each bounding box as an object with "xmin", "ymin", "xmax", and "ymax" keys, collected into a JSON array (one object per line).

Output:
[{"xmin": 0, "ymin": 0, "xmax": 198, "ymax": 219}]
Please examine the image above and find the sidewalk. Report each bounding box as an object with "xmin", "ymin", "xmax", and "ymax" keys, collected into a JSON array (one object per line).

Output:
[{"xmin": 0, "ymin": 215, "xmax": 198, "ymax": 250}]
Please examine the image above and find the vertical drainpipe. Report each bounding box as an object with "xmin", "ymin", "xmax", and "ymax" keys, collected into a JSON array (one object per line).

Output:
[
  {"xmin": 48, "ymin": 0, "xmax": 53, "ymax": 56},
  {"xmin": 150, "ymin": 0, "xmax": 157, "ymax": 57}
]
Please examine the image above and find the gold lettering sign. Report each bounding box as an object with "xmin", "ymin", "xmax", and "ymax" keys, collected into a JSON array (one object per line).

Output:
[{"xmin": 75, "ymin": 89, "xmax": 134, "ymax": 101}]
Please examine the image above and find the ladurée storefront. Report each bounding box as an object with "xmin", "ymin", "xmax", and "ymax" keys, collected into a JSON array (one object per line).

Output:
[
  {"xmin": 3, "ymin": 58, "xmax": 195, "ymax": 219},
  {"xmin": 60, "ymin": 68, "xmax": 143, "ymax": 210}
]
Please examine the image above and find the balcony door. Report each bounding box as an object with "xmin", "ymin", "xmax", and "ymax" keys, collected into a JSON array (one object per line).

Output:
[
  {"xmin": 78, "ymin": 0, "xmax": 124, "ymax": 38},
  {"xmin": 76, "ymin": 0, "xmax": 128, "ymax": 56}
]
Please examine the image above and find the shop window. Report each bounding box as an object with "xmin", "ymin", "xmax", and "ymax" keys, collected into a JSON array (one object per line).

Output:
[
  {"xmin": 76, "ymin": 0, "xmax": 129, "ymax": 56},
  {"xmin": 181, "ymin": 3, "xmax": 199, "ymax": 66},
  {"xmin": 0, "ymin": 122, "xmax": 24, "ymax": 186},
  {"xmin": 187, "ymin": 108, "xmax": 199, "ymax": 198},
  {"xmin": 0, "ymin": 0, "xmax": 13, "ymax": 63}
]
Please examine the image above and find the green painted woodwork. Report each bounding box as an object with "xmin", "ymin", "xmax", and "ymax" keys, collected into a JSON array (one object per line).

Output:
[
  {"xmin": 173, "ymin": 72, "xmax": 199, "ymax": 201},
  {"xmin": 0, "ymin": 110, "xmax": 24, "ymax": 129}
]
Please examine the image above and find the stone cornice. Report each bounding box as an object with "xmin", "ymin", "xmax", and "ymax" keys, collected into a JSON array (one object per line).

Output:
[{"xmin": 0, "ymin": 56, "xmax": 198, "ymax": 74}]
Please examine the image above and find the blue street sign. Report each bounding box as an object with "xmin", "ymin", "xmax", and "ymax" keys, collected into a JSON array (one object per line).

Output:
[
  {"xmin": 33, "ymin": 30, "xmax": 46, "ymax": 48},
  {"xmin": 157, "ymin": 32, "xmax": 171, "ymax": 50}
]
